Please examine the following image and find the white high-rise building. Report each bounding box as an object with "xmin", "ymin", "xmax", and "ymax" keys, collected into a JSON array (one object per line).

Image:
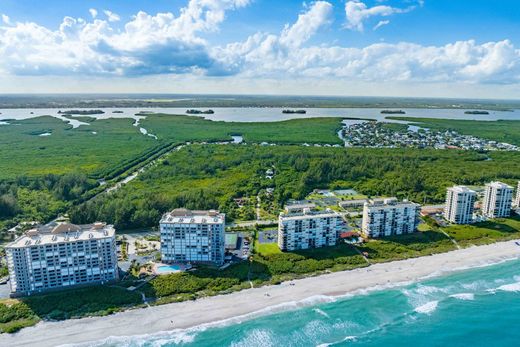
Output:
[
  {"xmin": 444, "ymin": 186, "xmax": 476, "ymax": 224},
  {"xmin": 278, "ymin": 206, "xmax": 344, "ymax": 251},
  {"xmin": 515, "ymin": 181, "xmax": 520, "ymax": 208},
  {"xmin": 361, "ymin": 199, "xmax": 420, "ymax": 238},
  {"xmin": 482, "ymin": 181, "xmax": 513, "ymax": 218},
  {"xmin": 160, "ymin": 209, "xmax": 225, "ymax": 265},
  {"xmin": 6, "ymin": 222, "xmax": 118, "ymax": 296}
]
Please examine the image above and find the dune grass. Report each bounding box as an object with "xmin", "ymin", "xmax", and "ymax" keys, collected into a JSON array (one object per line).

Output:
[{"xmin": 442, "ymin": 216, "xmax": 520, "ymax": 247}]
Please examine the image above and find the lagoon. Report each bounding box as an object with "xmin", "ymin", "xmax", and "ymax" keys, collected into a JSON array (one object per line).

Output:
[{"xmin": 1, "ymin": 107, "xmax": 520, "ymax": 124}]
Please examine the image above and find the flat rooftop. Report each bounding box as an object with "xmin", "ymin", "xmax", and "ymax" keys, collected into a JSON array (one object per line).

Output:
[
  {"xmin": 486, "ymin": 181, "xmax": 513, "ymax": 189},
  {"xmin": 7, "ymin": 222, "xmax": 115, "ymax": 248},
  {"xmin": 448, "ymin": 185, "xmax": 476, "ymax": 194},
  {"xmin": 364, "ymin": 200, "xmax": 420, "ymax": 210},
  {"xmin": 339, "ymin": 199, "xmax": 368, "ymax": 205},
  {"xmin": 280, "ymin": 209, "xmax": 340, "ymax": 221},
  {"xmin": 160, "ymin": 209, "xmax": 225, "ymax": 224},
  {"xmin": 285, "ymin": 203, "xmax": 316, "ymax": 211}
]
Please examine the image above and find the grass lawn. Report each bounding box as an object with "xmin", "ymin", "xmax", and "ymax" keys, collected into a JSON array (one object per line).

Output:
[
  {"xmin": 255, "ymin": 242, "xmax": 281, "ymax": 256},
  {"xmin": 442, "ymin": 216, "xmax": 520, "ymax": 247}
]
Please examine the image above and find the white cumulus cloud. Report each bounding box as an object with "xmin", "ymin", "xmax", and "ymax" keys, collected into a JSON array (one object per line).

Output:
[
  {"xmin": 345, "ymin": 0, "xmax": 414, "ymax": 31},
  {"xmin": 103, "ymin": 10, "xmax": 120, "ymax": 22},
  {"xmin": 1, "ymin": 14, "xmax": 10, "ymax": 25},
  {"xmin": 217, "ymin": 1, "xmax": 333, "ymax": 74},
  {"xmin": 373, "ymin": 20, "xmax": 390, "ymax": 30},
  {"xmin": 89, "ymin": 9, "xmax": 98, "ymax": 19},
  {"xmin": 0, "ymin": 0, "xmax": 251, "ymax": 76},
  {"xmin": 0, "ymin": 0, "xmax": 518, "ymax": 87},
  {"xmin": 217, "ymin": 2, "xmax": 520, "ymax": 84}
]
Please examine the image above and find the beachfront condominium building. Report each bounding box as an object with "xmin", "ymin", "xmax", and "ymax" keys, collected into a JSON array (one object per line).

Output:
[
  {"xmin": 278, "ymin": 205, "xmax": 344, "ymax": 251},
  {"xmin": 516, "ymin": 181, "xmax": 520, "ymax": 208},
  {"xmin": 6, "ymin": 222, "xmax": 118, "ymax": 296},
  {"xmin": 482, "ymin": 181, "xmax": 513, "ymax": 218},
  {"xmin": 160, "ymin": 209, "xmax": 225, "ymax": 265},
  {"xmin": 444, "ymin": 186, "xmax": 476, "ymax": 224},
  {"xmin": 361, "ymin": 199, "xmax": 420, "ymax": 238}
]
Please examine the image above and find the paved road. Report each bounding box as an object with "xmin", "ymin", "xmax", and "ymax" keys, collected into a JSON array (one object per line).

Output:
[{"xmin": 0, "ymin": 281, "xmax": 11, "ymax": 299}]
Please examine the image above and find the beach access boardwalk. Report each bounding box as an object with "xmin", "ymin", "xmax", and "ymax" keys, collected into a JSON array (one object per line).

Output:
[{"xmin": 2, "ymin": 240, "xmax": 520, "ymax": 347}]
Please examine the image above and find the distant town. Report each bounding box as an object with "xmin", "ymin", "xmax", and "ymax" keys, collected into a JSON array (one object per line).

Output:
[{"xmin": 342, "ymin": 121, "xmax": 520, "ymax": 151}]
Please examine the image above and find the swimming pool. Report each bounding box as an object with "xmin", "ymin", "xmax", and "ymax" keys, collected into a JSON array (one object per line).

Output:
[{"xmin": 156, "ymin": 265, "xmax": 182, "ymax": 274}]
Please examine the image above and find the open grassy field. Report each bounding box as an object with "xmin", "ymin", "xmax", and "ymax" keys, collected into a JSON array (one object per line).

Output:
[
  {"xmin": 387, "ymin": 117, "xmax": 520, "ymax": 145},
  {"xmin": 255, "ymin": 242, "xmax": 281, "ymax": 256},
  {"xmin": 442, "ymin": 216, "xmax": 520, "ymax": 247}
]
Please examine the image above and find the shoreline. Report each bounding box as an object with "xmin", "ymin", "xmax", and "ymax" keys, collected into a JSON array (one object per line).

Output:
[{"xmin": 2, "ymin": 240, "xmax": 520, "ymax": 347}]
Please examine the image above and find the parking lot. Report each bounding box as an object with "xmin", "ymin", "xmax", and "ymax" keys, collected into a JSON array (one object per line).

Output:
[
  {"xmin": 226, "ymin": 232, "xmax": 252, "ymax": 261},
  {"xmin": 258, "ymin": 229, "xmax": 277, "ymax": 244}
]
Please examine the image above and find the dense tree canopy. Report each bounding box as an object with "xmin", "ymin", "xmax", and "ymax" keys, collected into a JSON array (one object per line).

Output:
[{"xmin": 69, "ymin": 145, "xmax": 520, "ymax": 229}]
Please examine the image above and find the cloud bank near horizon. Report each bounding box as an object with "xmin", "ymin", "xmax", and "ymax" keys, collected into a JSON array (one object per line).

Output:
[{"xmin": 0, "ymin": 0, "xmax": 519, "ymax": 91}]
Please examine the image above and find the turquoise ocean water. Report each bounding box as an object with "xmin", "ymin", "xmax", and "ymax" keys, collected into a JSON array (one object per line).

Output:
[{"xmin": 88, "ymin": 259, "xmax": 520, "ymax": 347}]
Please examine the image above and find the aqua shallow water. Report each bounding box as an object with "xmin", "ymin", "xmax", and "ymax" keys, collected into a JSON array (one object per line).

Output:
[{"xmin": 86, "ymin": 259, "xmax": 520, "ymax": 347}]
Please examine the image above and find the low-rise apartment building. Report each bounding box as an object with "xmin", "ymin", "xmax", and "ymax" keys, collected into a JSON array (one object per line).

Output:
[
  {"xmin": 338, "ymin": 199, "xmax": 368, "ymax": 210},
  {"xmin": 6, "ymin": 222, "xmax": 118, "ymax": 296},
  {"xmin": 361, "ymin": 199, "xmax": 420, "ymax": 238},
  {"xmin": 278, "ymin": 207, "xmax": 344, "ymax": 251},
  {"xmin": 482, "ymin": 181, "xmax": 513, "ymax": 218},
  {"xmin": 160, "ymin": 209, "xmax": 225, "ymax": 265},
  {"xmin": 444, "ymin": 185, "xmax": 476, "ymax": 224}
]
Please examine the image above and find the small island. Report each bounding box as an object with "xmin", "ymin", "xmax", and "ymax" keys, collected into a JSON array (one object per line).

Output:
[
  {"xmin": 380, "ymin": 110, "xmax": 406, "ymax": 114},
  {"xmin": 58, "ymin": 109, "xmax": 105, "ymax": 115},
  {"xmin": 282, "ymin": 109, "xmax": 306, "ymax": 114},
  {"xmin": 464, "ymin": 110, "xmax": 490, "ymax": 115},
  {"xmin": 186, "ymin": 109, "xmax": 215, "ymax": 114},
  {"xmin": 112, "ymin": 110, "xmax": 124, "ymax": 114}
]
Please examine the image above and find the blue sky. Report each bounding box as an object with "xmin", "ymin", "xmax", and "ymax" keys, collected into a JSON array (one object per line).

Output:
[{"xmin": 0, "ymin": 0, "xmax": 519, "ymax": 98}]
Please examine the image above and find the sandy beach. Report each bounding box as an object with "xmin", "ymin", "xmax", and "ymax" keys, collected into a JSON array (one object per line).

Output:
[{"xmin": 2, "ymin": 240, "xmax": 520, "ymax": 347}]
